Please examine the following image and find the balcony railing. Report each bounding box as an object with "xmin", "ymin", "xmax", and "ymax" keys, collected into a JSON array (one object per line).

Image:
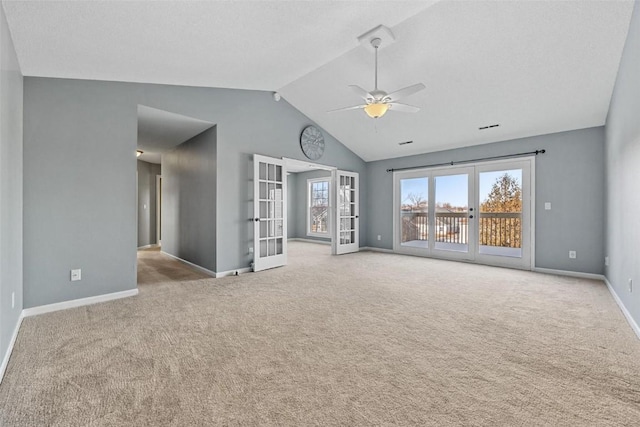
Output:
[{"xmin": 401, "ymin": 211, "xmax": 521, "ymax": 248}]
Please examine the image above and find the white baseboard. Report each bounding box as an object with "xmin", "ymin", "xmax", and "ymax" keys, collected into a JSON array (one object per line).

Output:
[
  {"xmin": 288, "ymin": 238, "xmax": 331, "ymax": 245},
  {"xmin": 161, "ymin": 251, "xmax": 252, "ymax": 278},
  {"xmin": 361, "ymin": 246, "xmax": 394, "ymax": 254},
  {"xmin": 604, "ymin": 277, "xmax": 640, "ymax": 340},
  {"xmin": 0, "ymin": 311, "xmax": 24, "ymax": 384},
  {"xmin": 215, "ymin": 267, "xmax": 253, "ymax": 278},
  {"xmin": 533, "ymin": 267, "xmax": 605, "ymax": 281},
  {"xmin": 22, "ymin": 289, "xmax": 139, "ymax": 318},
  {"xmin": 161, "ymin": 251, "xmax": 216, "ymax": 277}
]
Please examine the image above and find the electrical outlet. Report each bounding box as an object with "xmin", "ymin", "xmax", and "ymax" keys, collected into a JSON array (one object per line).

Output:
[
  {"xmin": 629, "ymin": 279, "xmax": 633, "ymax": 293},
  {"xmin": 71, "ymin": 269, "xmax": 82, "ymax": 281},
  {"xmin": 544, "ymin": 202, "xmax": 551, "ymax": 210},
  {"xmin": 248, "ymin": 246, "xmax": 254, "ymax": 254},
  {"xmin": 605, "ymin": 256, "xmax": 609, "ymax": 266},
  {"xmin": 569, "ymin": 251, "xmax": 576, "ymax": 259},
  {"xmin": 377, "ymin": 235, "xmax": 381, "ymax": 241}
]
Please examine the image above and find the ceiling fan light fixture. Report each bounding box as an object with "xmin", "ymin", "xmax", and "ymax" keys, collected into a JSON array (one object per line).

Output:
[{"xmin": 364, "ymin": 102, "xmax": 389, "ymax": 119}]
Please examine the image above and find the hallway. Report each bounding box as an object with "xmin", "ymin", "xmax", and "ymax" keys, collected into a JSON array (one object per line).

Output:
[{"xmin": 137, "ymin": 247, "xmax": 211, "ymax": 285}]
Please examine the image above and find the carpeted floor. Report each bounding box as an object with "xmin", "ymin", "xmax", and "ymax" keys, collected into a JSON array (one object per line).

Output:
[{"xmin": 1, "ymin": 242, "xmax": 639, "ymax": 426}]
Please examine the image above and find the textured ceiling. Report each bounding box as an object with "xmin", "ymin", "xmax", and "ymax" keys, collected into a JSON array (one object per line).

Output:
[{"xmin": 3, "ymin": 0, "xmax": 634, "ymax": 161}]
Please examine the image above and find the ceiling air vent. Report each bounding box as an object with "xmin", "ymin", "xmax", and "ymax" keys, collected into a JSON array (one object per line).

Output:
[
  {"xmin": 479, "ymin": 124, "xmax": 500, "ymax": 130},
  {"xmin": 398, "ymin": 140, "xmax": 413, "ymax": 146}
]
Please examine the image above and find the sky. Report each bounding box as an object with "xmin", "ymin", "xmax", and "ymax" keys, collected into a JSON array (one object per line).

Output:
[{"xmin": 400, "ymin": 169, "xmax": 522, "ymax": 208}]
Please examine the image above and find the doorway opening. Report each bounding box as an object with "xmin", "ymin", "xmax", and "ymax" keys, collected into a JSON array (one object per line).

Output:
[
  {"xmin": 285, "ymin": 158, "xmax": 335, "ymax": 258},
  {"xmin": 251, "ymin": 155, "xmax": 360, "ymax": 272},
  {"xmin": 136, "ymin": 105, "xmax": 215, "ymax": 284}
]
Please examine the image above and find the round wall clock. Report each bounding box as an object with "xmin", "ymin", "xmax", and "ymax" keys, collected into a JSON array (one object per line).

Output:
[{"xmin": 300, "ymin": 125, "xmax": 325, "ymax": 160}]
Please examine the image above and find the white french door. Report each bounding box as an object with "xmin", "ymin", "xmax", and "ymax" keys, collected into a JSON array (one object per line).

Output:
[
  {"xmin": 333, "ymin": 170, "xmax": 359, "ymax": 255},
  {"xmin": 393, "ymin": 158, "xmax": 532, "ymax": 270},
  {"xmin": 253, "ymin": 155, "xmax": 287, "ymax": 272}
]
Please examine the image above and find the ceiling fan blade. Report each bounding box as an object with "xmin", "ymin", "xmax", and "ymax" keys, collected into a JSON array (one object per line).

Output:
[
  {"xmin": 348, "ymin": 85, "xmax": 374, "ymax": 101},
  {"xmin": 388, "ymin": 103, "xmax": 420, "ymax": 113},
  {"xmin": 327, "ymin": 104, "xmax": 367, "ymax": 113},
  {"xmin": 386, "ymin": 83, "xmax": 426, "ymax": 102}
]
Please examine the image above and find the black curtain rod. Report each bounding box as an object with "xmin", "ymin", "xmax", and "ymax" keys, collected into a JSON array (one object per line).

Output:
[{"xmin": 386, "ymin": 149, "xmax": 546, "ymax": 173}]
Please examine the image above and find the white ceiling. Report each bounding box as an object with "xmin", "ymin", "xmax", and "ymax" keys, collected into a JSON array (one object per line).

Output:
[
  {"xmin": 137, "ymin": 105, "xmax": 214, "ymax": 164},
  {"xmin": 3, "ymin": 0, "xmax": 634, "ymax": 162}
]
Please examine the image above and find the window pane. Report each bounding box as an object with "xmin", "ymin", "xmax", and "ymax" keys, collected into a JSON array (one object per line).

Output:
[{"xmin": 309, "ymin": 180, "xmax": 330, "ymax": 235}]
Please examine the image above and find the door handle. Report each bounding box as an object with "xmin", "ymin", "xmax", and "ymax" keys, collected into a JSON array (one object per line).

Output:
[
  {"xmin": 254, "ymin": 218, "xmax": 259, "ymax": 222},
  {"xmin": 469, "ymin": 215, "xmax": 474, "ymax": 219},
  {"xmin": 355, "ymin": 215, "xmax": 359, "ymax": 218}
]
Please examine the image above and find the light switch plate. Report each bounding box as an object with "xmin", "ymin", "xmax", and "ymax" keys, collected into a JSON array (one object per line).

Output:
[
  {"xmin": 71, "ymin": 269, "xmax": 82, "ymax": 281},
  {"xmin": 544, "ymin": 202, "xmax": 551, "ymax": 210}
]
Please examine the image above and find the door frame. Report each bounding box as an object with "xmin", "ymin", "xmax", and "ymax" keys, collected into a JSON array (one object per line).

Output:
[
  {"xmin": 156, "ymin": 174, "xmax": 162, "ymax": 246},
  {"xmin": 393, "ymin": 156, "xmax": 535, "ymax": 270}
]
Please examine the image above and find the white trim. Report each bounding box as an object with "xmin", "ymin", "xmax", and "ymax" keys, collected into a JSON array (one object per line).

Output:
[
  {"xmin": 22, "ymin": 289, "xmax": 139, "ymax": 318},
  {"xmin": 604, "ymin": 277, "xmax": 640, "ymax": 340},
  {"xmin": 361, "ymin": 246, "xmax": 394, "ymax": 254},
  {"xmin": 0, "ymin": 312, "xmax": 24, "ymax": 384},
  {"xmin": 532, "ymin": 267, "xmax": 605, "ymax": 281},
  {"xmin": 215, "ymin": 267, "xmax": 253, "ymax": 278},
  {"xmin": 161, "ymin": 251, "xmax": 216, "ymax": 277},
  {"xmin": 137, "ymin": 244, "xmax": 159, "ymax": 250},
  {"xmin": 156, "ymin": 174, "xmax": 162, "ymax": 246},
  {"xmin": 282, "ymin": 157, "xmax": 336, "ymax": 172},
  {"xmin": 288, "ymin": 237, "xmax": 331, "ymax": 245}
]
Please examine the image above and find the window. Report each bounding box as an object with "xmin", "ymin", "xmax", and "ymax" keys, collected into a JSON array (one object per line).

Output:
[{"xmin": 308, "ymin": 178, "xmax": 330, "ymax": 236}]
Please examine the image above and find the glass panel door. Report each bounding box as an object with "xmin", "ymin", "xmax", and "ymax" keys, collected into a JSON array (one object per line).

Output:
[
  {"xmin": 333, "ymin": 170, "xmax": 359, "ymax": 255},
  {"xmin": 253, "ymin": 154, "xmax": 287, "ymax": 272},
  {"xmin": 432, "ymin": 168, "xmax": 474, "ymax": 260}
]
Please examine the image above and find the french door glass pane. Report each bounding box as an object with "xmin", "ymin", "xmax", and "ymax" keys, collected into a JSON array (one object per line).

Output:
[
  {"xmin": 400, "ymin": 177, "xmax": 429, "ymax": 248},
  {"xmin": 434, "ymin": 174, "xmax": 468, "ymax": 252},
  {"xmin": 478, "ymin": 169, "xmax": 522, "ymax": 258}
]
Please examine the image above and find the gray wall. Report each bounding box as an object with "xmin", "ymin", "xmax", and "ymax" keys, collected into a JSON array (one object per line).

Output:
[
  {"xmin": 0, "ymin": 4, "xmax": 23, "ymax": 370},
  {"xmin": 137, "ymin": 160, "xmax": 161, "ymax": 247},
  {"xmin": 288, "ymin": 170, "xmax": 332, "ymax": 242},
  {"xmin": 162, "ymin": 127, "xmax": 217, "ymax": 272},
  {"xmin": 605, "ymin": 1, "xmax": 640, "ymax": 327},
  {"xmin": 23, "ymin": 79, "xmax": 139, "ymax": 308},
  {"xmin": 216, "ymin": 100, "xmax": 366, "ymax": 272},
  {"xmin": 23, "ymin": 77, "xmax": 366, "ymax": 305},
  {"xmin": 366, "ymin": 127, "xmax": 606, "ymax": 274}
]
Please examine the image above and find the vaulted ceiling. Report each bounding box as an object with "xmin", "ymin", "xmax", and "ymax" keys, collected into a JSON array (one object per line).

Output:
[{"xmin": 2, "ymin": 0, "xmax": 634, "ymax": 161}]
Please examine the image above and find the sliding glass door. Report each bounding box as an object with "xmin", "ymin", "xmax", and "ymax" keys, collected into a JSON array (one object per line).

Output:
[
  {"xmin": 393, "ymin": 158, "xmax": 532, "ymax": 269},
  {"xmin": 432, "ymin": 168, "xmax": 474, "ymax": 260}
]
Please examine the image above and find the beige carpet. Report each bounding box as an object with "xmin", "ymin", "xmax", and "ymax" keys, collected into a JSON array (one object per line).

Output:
[{"xmin": 1, "ymin": 242, "xmax": 639, "ymax": 426}]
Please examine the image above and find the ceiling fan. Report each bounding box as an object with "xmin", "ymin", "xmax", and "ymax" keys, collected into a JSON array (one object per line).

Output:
[{"xmin": 328, "ymin": 37, "xmax": 425, "ymax": 119}]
